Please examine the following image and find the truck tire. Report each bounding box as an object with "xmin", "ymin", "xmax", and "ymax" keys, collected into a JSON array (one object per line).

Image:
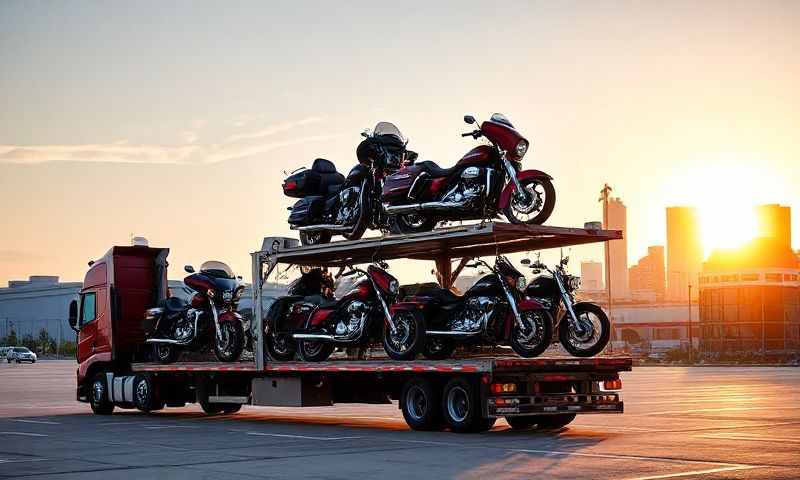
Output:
[
  {"xmin": 89, "ymin": 373, "xmax": 114, "ymax": 415},
  {"xmin": 133, "ymin": 374, "xmax": 164, "ymax": 413},
  {"xmin": 222, "ymin": 404, "xmax": 242, "ymax": 414},
  {"xmin": 533, "ymin": 413, "xmax": 576, "ymax": 430},
  {"xmin": 401, "ymin": 377, "xmax": 442, "ymax": 431},
  {"xmin": 441, "ymin": 377, "xmax": 496, "ymax": 433}
]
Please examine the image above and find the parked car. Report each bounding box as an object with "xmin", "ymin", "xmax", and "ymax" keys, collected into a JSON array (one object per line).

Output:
[
  {"xmin": 7, "ymin": 347, "xmax": 37, "ymax": 363},
  {"xmin": 0, "ymin": 346, "xmax": 11, "ymax": 359}
]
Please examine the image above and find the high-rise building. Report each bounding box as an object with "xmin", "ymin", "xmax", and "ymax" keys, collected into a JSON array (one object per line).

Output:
[
  {"xmin": 756, "ymin": 204, "xmax": 791, "ymax": 249},
  {"xmin": 580, "ymin": 261, "xmax": 604, "ymax": 291},
  {"xmin": 666, "ymin": 206, "xmax": 703, "ymax": 301},
  {"xmin": 605, "ymin": 197, "xmax": 628, "ymax": 299},
  {"xmin": 628, "ymin": 246, "xmax": 666, "ymax": 302}
]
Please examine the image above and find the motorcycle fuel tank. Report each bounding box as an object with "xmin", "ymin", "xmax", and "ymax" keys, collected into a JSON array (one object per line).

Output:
[
  {"xmin": 465, "ymin": 274, "xmax": 504, "ymax": 297},
  {"xmin": 526, "ymin": 274, "xmax": 556, "ymax": 298}
]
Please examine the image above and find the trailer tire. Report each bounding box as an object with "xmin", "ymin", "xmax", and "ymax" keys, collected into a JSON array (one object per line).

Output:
[
  {"xmin": 133, "ymin": 374, "xmax": 164, "ymax": 413},
  {"xmin": 401, "ymin": 377, "xmax": 442, "ymax": 431},
  {"xmin": 223, "ymin": 404, "xmax": 242, "ymax": 414},
  {"xmin": 89, "ymin": 373, "xmax": 114, "ymax": 415},
  {"xmin": 441, "ymin": 377, "xmax": 496, "ymax": 433},
  {"xmin": 533, "ymin": 413, "xmax": 576, "ymax": 430}
]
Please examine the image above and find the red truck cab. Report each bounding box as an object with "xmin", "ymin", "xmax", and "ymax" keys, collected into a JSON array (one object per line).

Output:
[{"xmin": 68, "ymin": 245, "xmax": 169, "ymax": 406}]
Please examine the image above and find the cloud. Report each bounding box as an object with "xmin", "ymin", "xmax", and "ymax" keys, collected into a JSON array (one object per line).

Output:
[{"xmin": 0, "ymin": 117, "xmax": 337, "ymax": 166}]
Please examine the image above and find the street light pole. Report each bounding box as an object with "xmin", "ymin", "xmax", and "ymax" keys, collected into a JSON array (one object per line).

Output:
[
  {"xmin": 687, "ymin": 283, "xmax": 693, "ymax": 364},
  {"xmin": 599, "ymin": 184, "xmax": 613, "ymax": 333}
]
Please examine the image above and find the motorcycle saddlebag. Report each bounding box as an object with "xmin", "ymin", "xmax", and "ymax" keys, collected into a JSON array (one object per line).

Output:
[
  {"xmin": 288, "ymin": 196, "xmax": 324, "ymax": 226},
  {"xmin": 382, "ymin": 165, "xmax": 427, "ymax": 204},
  {"xmin": 283, "ymin": 159, "xmax": 344, "ymax": 198}
]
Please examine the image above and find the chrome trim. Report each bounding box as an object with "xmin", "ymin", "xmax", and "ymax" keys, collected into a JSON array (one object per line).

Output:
[
  {"xmin": 426, "ymin": 330, "xmax": 481, "ymax": 337},
  {"xmin": 383, "ymin": 200, "xmax": 467, "ymax": 215},
  {"xmin": 293, "ymin": 224, "xmax": 355, "ymax": 232}
]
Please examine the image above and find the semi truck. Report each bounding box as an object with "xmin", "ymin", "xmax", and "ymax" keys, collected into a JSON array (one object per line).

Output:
[{"xmin": 69, "ymin": 222, "xmax": 631, "ymax": 432}]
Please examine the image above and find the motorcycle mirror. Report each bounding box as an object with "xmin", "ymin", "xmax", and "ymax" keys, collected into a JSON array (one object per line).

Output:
[
  {"xmin": 520, "ymin": 258, "xmax": 531, "ymax": 265},
  {"xmin": 184, "ymin": 265, "xmax": 195, "ymax": 274},
  {"xmin": 378, "ymin": 261, "xmax": 389, "ymax": 269},
  {"xmin": 237, "ymin": 275, "xmax": 243, "ymax": 281},
  {"xmin": 463, "ymin": 115, "xmax": 476, "ymax": 125}
]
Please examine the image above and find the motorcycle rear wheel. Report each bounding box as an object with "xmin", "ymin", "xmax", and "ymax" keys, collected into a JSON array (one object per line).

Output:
[
  {"xmin": 153, "ymin": 343, "xmax": 179, "ymax": 364},
  {"xmin": 503, "ymin": 177, "xmax": 556, "ymax": 225},
  {"xmin": 214, "ymin": 322, "xmax": 244, "ymax": 362},
  {"xmin": 299, "ymin": 230, "xmax": 332, "ymax": 246},
  {"xmin": 391, "ymin": 213, "xmax": 437, "ymax": 235},
  {"xmin": 266, "ymin": 331, "xmax": 296, "ymax": 361},
  {"xmin": 422, "ymin": 338, "xmax": 456, "ymax": 360},
  {"xmin": 297, "ymin": 335, "xmax": 335, "ymax": 362}
]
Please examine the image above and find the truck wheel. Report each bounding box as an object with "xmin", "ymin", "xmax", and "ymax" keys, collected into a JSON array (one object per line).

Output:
[
  {"xmin": 200, "ymin": 399, "xmax": 224, "ymax": 415},
  {"xmin": 441, "ymin": 377, "xmax": 496, "ymax": 433},
  {"xmin": 534, "ymin": 413, "xmax": 576, "ymax": 430},
  {"xmin": 505, "ymin": 416, "xmax": 538, "ymax": 430},
  {"xmin": 89, "ymin": 373, "xmax": 114, "ymax": 415},
  {"xmin": 401, "ymin": 377, "xmax": 442, "ymax": 431},
  {"xmin": 133, "ymin": 375, "xmax": 164, "ymax": 413},
  {"xmin": 222, "ymin": 404, "xmax": 242, "ymax": 414}
]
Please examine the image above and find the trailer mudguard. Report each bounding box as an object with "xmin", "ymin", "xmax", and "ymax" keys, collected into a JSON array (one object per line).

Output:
[{"xmin": 497, "ymin": 170, "xmax": 553, "ymax": 209}]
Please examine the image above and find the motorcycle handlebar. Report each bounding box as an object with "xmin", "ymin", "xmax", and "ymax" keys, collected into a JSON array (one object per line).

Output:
[{"xmin": 461, "ymin": 130, "xmax": 482, "ymax": 139}]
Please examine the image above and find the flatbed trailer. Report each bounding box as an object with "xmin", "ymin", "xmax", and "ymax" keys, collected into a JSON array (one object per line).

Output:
[{"xmin": 74, "ymin": 221, "xmax": 630, "ymax": 432}]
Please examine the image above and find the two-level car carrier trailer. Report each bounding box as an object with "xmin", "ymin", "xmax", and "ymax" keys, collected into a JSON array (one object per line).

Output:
[{"xmin": 72, "ymin": 222, "xmax": 631, "ymax": 432}]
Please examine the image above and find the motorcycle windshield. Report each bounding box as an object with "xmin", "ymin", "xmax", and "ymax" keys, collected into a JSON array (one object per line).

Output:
[
  {"xmin": 374, "ymin": 121, "xmax": 405, "ymax": 144},
  {"xmin": 200, "ymin": 260, "xmax": 235, "ymax": 279},
  {"xmin": 489, "ymin": 113, "xmax": 514, "ymax": 128}
]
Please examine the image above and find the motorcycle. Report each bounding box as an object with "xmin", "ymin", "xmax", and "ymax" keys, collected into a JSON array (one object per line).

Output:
[
  {"xmin": 264, "ymin": 263, "xmax": 425, "ymax": 362},
  {"xmin": 395, "ymin": 256, "xmax": 553, "ymax": 359},
  {"xmin": 145, "ymin": 261, "xmax": 246, "ymax": 363},
  {"xmin": 523, "ymin": 255, "xmax": 611, "ymax": 357},
  {"xmin": 283, "ymin": 122, "xmax": 415, "ymax": 245},
  {"xmin": 381, "ymin": 113, "xmax": 555, "ymax": 234}
]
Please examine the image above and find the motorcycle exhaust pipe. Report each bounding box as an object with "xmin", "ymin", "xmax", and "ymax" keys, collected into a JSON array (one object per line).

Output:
[
  {"xmin": 292, "ymin": 224, "xmax": 354, "ymax": 232},
  {"xmin": 292, "ymin": 333, "xmax": 335, "ymax": 341},
  {"xmin": 426, "ymin": 330, "xmax": 482, "ymax": 337},
  {"xmin": 384, "ymin": 201, "xmax": 466, "ymax": 215},
  {"xmin": 146, "ymin": 338, "xmax": 187, "ymax": 345}
]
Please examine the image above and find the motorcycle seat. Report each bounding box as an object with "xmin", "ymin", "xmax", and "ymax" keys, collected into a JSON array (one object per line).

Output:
[
  {"xmin": 158, "ymin": 296, "xmax": 189, "ymax": 316},
  {"xmin": 417, "ymin": 287, "xmax": 462, "ymax": 305},
  {"xmin": 416, "ymin": 160, "xmax": 456, "ymax": 178}
]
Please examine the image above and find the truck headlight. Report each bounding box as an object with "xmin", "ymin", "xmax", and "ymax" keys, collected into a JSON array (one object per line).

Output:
[{"xmin": 514, "ymin": 140, "xmax": 528, "ymax": 159}]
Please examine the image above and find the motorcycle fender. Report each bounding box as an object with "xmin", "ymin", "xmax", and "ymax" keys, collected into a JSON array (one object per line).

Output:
[
  {"xmin": 517, "ymin": 298, "xmax": 546, "ymax": 311},
  {"xmin": 497, "ymin": 169, "xmax": 553, "ymax": 209},
  {"xmin": 218, "ymin": 311, "xmax": 242, "ymax": 324},
  {"xmin": 307, "ymin": 308, "xmax": 334, "ymax": 328}
]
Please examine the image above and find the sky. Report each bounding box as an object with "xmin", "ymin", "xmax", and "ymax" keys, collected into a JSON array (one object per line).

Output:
[{"xmin": 1, "ymin": 0, "xmax": 799, "ymax": 286}]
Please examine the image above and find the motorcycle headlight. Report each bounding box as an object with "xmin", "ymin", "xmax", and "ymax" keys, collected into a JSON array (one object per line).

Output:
[
  {"xmin": 222, "ymin": 290, "xmax": 233, "ymax": 302},
  {"xmin": 514, "ymin": 140, "xmax": 529, "ymax": 159},
  {"xmin": 516, "ymin": 275, "xmax": 527, "ymax": 292},
  {"xmin": 388, "ymin": 279, "xmax": 399, "ymax": 296},
  {"xmin": 569, "ymin": 276, "xmax": 581, "ymax": 291}
]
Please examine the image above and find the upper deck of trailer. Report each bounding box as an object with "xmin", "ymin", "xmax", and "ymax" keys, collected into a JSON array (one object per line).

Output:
[
  {"xmin": 133, "ymin": 355, "xmax": 632, "ymax": 375},
  {"xmin": 253, "ymin": 221, "xmax": 622, "ymax": 267}
]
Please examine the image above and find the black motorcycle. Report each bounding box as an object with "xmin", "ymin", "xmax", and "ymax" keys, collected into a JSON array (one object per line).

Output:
[
  {"xmin": 396, "ymin": 256, "xmax": 553, "ymax": 359},
  {"xmin": 145, "ymin": 261, "xmax": 246, "ymax": 363},
  {"xmin": 282, "ymin": 122, "xmax": 416, "ymax": 245},
  {"xmin": 523, "ymin": 256, "xmax": 611, "ymax": 357}
]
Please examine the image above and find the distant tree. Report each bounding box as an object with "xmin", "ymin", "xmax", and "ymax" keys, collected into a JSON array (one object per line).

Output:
[
  {"xmin": 5, "ymin": 328, "xmax": 18, "ymax": 346},
  {"xmin": 21, "ymin": 334, "xmax": 37, "ymax": 351},
  {"xmin": 38, "ymin": 328, "xmax": 52, "ymax": 355},
  {"xmin": 60, "ymin": 340, "xmax": 77, "ymax": 356}
]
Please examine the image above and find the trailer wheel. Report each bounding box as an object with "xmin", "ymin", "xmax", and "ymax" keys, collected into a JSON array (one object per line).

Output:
[
  {"xmin": 222, "ymin": 404, "xmax": 242, "ymax": 414},
  {"xmin": 505, "ymin": 416, "xmax": 538, "ymax": 430},
  {"xmin": 401, "ymin": 377, "xmax": 442, "ymax": 431},
  {"xmin": 133, "ymin": 375, "xmax": 164, "ymax": 413},
  {"xmin": 441, "ymin": 377, "xmax": 496, "ymax": 433},
  {"xmin": 89, "ymin": 373, "xmax": 114, "ymax": 415},
  {"xmin": 532, "ymin": 413, "xmax": 576, "ymax": 430}
]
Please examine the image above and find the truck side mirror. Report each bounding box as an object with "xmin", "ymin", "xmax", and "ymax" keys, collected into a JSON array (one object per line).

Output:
[
  {"xmin": 68, "ymin": 300, "xmax": 79, "ymax": 332},
  {"xmin": 184, "ymin": 265, "xmax": 195, "ymax": 273}
]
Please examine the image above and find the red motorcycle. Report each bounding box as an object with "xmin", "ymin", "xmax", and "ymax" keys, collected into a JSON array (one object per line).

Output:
[
  {"xmin": 382, "ymin": 113, "xmax": 555, "ymax": 233},
  {"xmin": 264, "ymin": 264, "xmax": 425, "ymax": 362}
]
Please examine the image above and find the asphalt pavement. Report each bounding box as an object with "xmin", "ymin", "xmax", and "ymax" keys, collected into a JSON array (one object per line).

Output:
[{"xmin": 0, "ymin": 360, "xmax": 798, "ymax": 479}]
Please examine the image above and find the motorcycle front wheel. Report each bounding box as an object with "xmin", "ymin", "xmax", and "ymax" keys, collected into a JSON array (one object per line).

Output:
[
  {"xmin": 559, "ymin": 303, "xmax": 610, "ymax": 357},
  {"xmin": 503, "ymin": 177, "xmax": 556, "ymax": 226},
  {"xmin": 265, "ymin": 331, "xmax": 296, "ymax": 361},
  {"xmin": 214, "ymin": 322, "xmax": 244, "ymax": 362},
  {"xmin": 509, "ymin": 309, "xmax": 553, "ymax": 358},
  {"xmin": 383, "ymin": 310, "xmax": 425, "ymax": 361},
  {"xmin": 153, "ymin": 343, "xmax": 179, "ymax": 364},
  {"xmin": 299, "ymin": 230, "xmax": 332, "ymax": 246},
  {"xmin": 342, "ymin": 201, "xmax": 369, "ymax": 241}
]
